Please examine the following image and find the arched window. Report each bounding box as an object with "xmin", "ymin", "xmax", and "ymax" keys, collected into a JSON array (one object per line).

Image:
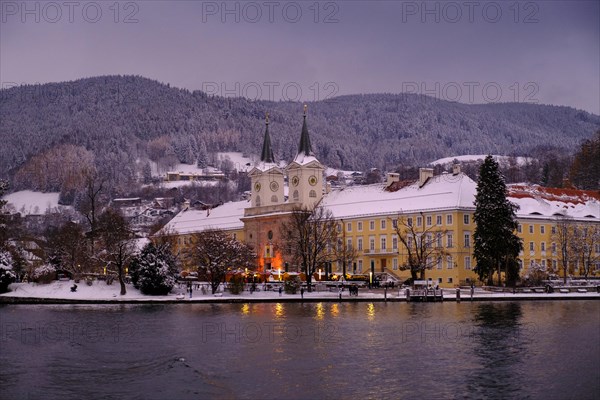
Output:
[
  {"xmin": 271, "ymin": 195, "xmax": 278, "ymax": 203},
  {"xmin": 293, "ymin": 190, "xmax": 299, "ymax": 200},
  {"xmin": 255, "ymin": 196, "xmax": 261, "ymax": 207},
  {"xmin": 309, "ymin": 190, "xmax": 317, "ymax": 198}
]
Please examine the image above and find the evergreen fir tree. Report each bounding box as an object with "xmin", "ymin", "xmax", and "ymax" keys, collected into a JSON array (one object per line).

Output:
[
  {"xmin": 129, "ymin": 242, "xmax": 179, "ymax": 295},
  {"xmin": 473, "ymin": 155, "xmax": 523, "ymax": 286},
  {"xmin": 197, "ymin": 141, "xmax": 208, "ymax": 169}
]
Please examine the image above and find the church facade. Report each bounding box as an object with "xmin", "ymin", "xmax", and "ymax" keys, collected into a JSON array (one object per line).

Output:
[{"xmin": 161, "ymin": 108, "xmax": 600, "ymax": 287}]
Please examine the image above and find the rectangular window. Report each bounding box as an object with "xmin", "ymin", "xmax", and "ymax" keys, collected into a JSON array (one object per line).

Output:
[
  {"xmin": 551, "ymin": 226, "xmax": 556, "ymax": 235},
  {"xmin": 357, "ymin": 237, "xmax": 363, "ymax": 251},
  {"xmin": 446, "ymin": 214, "xmax": 453, "ymax": 225},
  {"xmin": 347, "ymin": 238, "xmax": 353, "ymax": 250},
  {"xmin": 380, "ymin": 236, "xmax": 387, "ymax": 250},
  {"xmin": 337, "ymin": 223, "xmax": 342, "ymax": 232},
  {"xmin": 369, "ymin": 220, "xmax": 375, "ymax": 231},
  {"xmin": 347, "ymin": 222, "xmax": 352, "ymax": 232},
  {"xmin": 393, "ymin": 258, "xmax": 398, "ymax": 270},
  {"xmin": 552, "ymin": 242, "xmax": 556, "ymax": 254},
  {"xmin": 437, "ymin": 257, "xmax": 443, "ymax": 269},
  {"xmin": 381, "ymin": 219, "xmax": 386, "ymax": 230},
  {"xmin": 358, "ymin": 260, "xmax": 363, "ymax": 272},
  {"xmin": 541, "ymin": 259, "xmax": 546, "ymax": 268},
  {"xmin": 436, "ymin": 215, "xmax": 442, "ymax": 225},
  {"xmin": 436, "ymin": 233, "xmax": 443, "ymax": 248},
  {"xmin": 463, "ymin": 214, "xmax": 470, "ymax": 225},
  {"xmin": 529, "ymin": 225, "xmax": 534, "ymax": 234},
  {"xmin": 540, "ymin": 225, "xmax": 545, "ymax": 234},
  {"xmin": 517, "ymin": 224, "xmax": 522, "ymax": 233},
  {"xmin": 369, "ymin": 237, "xmax": 375, "ymax": 251},
  {"xmin": 447, "ymin": 233, "xmax": 453, "ymax": 248},
  {"xmin": 464, "ymin": 233, "xmax": 471, "ymax": 248},
  {"xmin": 392, "ymin": 219, "xmax": 398, "ymax": 228},
  {"xmin": 465, "ymin": 257, "xmax": 471, "ymax": 270},
  {"xmin": 447, "ymin": 256, "xmax": 453, "ymax": 269},
  {"xmin": 407, "ymin": 217, "xmax": 413, "ymax": 227},
  {"xmin": 541, "ymin": 242, "xmax": 546, "ymax": 252},
  {"xmin": 392, "ymin": 236, "xmax": 398, "ymax": 250},
  {"xmin": 529, "ymin": 242, "xmax": 534, "ymax": 251},
  {"xmin": 448, "ymin": 277, "xmax": 453, "ymax": 284},
  {"xmin": 417, "ymin": 216, "xmax": 422, "ymax": 226},
  {"xmin": 407, "ymin": 236, "xmax": 413, "ymax": 249},
  {"xmin": 357, "ymin": 221, "xmax": 363, "ymax": 232},
  {"xmin": 425, "ymin": 233, "xmax": 432, "ymax": 248},
  {"xmin": 426, "ymin": 216, "xmax": 432, "ymax": 226}
]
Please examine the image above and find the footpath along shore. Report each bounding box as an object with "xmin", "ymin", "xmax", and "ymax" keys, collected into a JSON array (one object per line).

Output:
[{"xmin": 1, "ymin": 281, "xmax": 599, "ymax": 304}]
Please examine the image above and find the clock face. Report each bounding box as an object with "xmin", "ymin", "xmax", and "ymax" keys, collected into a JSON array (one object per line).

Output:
[
  {"xmin": 254, "ymin": 182, "xmax": 261, "ymax": 192},
  {"xmin": 308, "ymin": 175, "xmax": 318, "ymax": 186},
  {"xmin": 270, "ymin": 181, "xmax": 279, "ymax": 192},
  {"xmin": 291, "ymin": 176, "xmax": 299, "ymax": 187}
]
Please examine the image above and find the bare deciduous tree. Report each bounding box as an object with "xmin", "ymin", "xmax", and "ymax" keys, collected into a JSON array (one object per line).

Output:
[
  {"xmin": 281, "ymin": 206, "xmax": 338, "ymax": 291},
  {"xmin": 391, "ymin": 214, "xmax": 449, "ymax": 282}
]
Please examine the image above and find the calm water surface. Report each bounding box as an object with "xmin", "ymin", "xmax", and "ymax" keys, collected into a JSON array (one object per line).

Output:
[{"xmin": 1, "ymin": 301, "xmax": 599, "ymax": 400}]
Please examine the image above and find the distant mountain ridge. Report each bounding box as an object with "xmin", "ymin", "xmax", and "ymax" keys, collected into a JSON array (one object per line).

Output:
[{"xmin": 1, "ymin": 75, "xmax": 598, "ymax": 186}]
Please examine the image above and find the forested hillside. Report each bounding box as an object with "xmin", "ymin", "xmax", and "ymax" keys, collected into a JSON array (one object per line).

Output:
[{"xmin": 1, "ymin": 75, "xmax": 598, "ymax": 193}]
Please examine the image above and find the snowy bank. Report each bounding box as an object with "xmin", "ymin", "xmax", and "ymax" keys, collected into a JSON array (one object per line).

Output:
[{"xmin": 1, "ymin": 282, "xmax": 599, "ymax": 304}]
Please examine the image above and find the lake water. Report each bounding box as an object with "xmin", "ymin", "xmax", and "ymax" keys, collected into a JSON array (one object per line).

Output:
[{"xmin": 1, "ymin": 301, "xmax": 599, "ymax": 400}]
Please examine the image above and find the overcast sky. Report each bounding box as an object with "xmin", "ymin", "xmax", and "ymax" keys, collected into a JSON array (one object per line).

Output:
[{"xmin": 1, "ymin": 0, "xmax": 598, "ymax": 114}]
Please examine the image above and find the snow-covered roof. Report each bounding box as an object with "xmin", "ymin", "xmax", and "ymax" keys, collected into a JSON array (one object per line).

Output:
[
  {"xmin": 162, "ymin": 200, "xmax": 250, "ymax": 235},
  {"xmin": 508, "ymin": 185, "xmax": 600, "ymax": 220},
  {"xmin": 250, "ymin": 162, "xmax": 283, "ymax": 174},
  {"xmin": 291, "ymin": 153, "xmax": 320, "ymax": 166},
  {"xmin": 321, "ymin": 172, "xmax": 477, "ymax": 219}
]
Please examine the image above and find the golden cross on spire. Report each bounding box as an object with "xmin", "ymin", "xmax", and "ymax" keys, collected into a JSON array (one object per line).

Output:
[{"xmin": 303, "ymin": 104, "xmax": 307, "ymax": 116}]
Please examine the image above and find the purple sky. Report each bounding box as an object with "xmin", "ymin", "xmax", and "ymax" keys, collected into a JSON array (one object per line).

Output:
[{"xmin": 1, "ymin": 1, "xmax": 598, "ymax": 114}]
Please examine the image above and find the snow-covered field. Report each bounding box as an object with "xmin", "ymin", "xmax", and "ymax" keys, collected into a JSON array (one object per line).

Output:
[
  {"xmin": 2, "ymin": 190, "xmax": 69, "ymax": 215},
  {"xmin": 2, "ymin": 281, "xmax": 598, "ymax": 302}
]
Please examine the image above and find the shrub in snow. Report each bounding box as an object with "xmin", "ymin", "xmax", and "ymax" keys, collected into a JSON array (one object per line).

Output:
[
  {"xmin": 129, "ymin": 243, "xmax": 179, "ymax": 295},
  {"xmin": 0, "ymin": 251, "xmax": 16, "ymax": 293},
  {"xmin": 33, "ymin": 264, "xmax": 57, "ymax": 284},
  {"xmin": 228, "ymin": 274, "xmax": 245, "ymax": 295}
]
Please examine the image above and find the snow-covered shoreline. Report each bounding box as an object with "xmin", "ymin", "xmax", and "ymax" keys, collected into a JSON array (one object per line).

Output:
[{"xmin": 1, "ymin": 282, "xmax": 598, "ymax": 304}]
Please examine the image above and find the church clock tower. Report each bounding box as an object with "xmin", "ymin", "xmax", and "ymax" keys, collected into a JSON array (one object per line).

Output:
[
  {"xmin": 248, "ymin": 113, "xmax": 284, "ymax": 208},
  {"xmin": 286, "ymin": 105, "xmax": 324, "ymax": 208}
]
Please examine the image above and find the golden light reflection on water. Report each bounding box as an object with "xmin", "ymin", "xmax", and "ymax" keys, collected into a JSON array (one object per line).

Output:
[
  {"xmin": 275, "ymin": 303, "xmax": 285, "ymax": 319},
  {"xmin": 330, "ymin": 303, "xmax": 339, "ymax": 317},
  {"xmin": 315, "ymin": 303, "xmax": 325, "ymax": 320},
  {"xmin": 241, "ymin": 303, "xmax": 250, "ymax": 315},
  {"xmin": 367, "ymin": 303, "xmax": 375, "ymax": 320}
]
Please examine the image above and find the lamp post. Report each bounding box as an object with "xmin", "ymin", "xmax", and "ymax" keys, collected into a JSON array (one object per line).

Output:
[
  {"xmin": 318, "ymin": 268, "xmax": 322, "ymax": 281},
  {"xmin": 369, "ymin": 271, "xmax": 373, "ymax": 289}
]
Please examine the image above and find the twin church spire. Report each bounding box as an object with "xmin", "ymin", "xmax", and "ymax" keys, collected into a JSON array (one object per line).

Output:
[
  {"xmin": 250, "ymin": 104, "xmax": 323, "ymax": 210},
  {"xmin": 259, "ymin": 105, "xmax": 313, "ymax": 163}
]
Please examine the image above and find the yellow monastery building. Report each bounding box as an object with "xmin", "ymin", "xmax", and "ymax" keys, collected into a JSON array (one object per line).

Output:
[{"xmin": 161, "ymin": 110, "xmax": 600, "ymax": 287}]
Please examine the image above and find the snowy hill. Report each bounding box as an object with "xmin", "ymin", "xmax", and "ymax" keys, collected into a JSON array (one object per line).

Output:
[
  {"xmin": 431, "ymin": 155, "xmax": 533, "ymax": 167},
  {"xmin": 1, "ymin": 75, "xmax": 598, "ymax": 191}
]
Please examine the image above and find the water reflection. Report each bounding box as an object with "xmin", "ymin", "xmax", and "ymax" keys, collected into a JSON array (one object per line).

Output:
[
  {"xmin": 315, "ymin": 302, "xmax": 325, "ymax": 320},
  {"xmin": 241, "ymin": 303, "xmax": 250, "ymax": 315},
  {"xmin": 274, "ymin": 303, "xmax": 285, "ymax": 319},
  {"xmin": 468, "ymin": 302, "xmax": 528, "ymax": 399},
  {"xmin": 1, "ymin": 302, "xmax": 598, "ymax": 400},
  {"xmin": 330, "ymin": 303, "xmax": 339, "ymax": 317},
  {"xmin": 366, "ymin": 303, "xmax": 375, "ymax": 320}
]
